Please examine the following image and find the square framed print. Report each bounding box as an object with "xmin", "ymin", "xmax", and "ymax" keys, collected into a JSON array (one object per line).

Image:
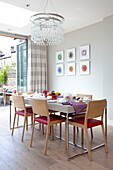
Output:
[
  {"xmin": 56, "ymin": 64, "xmax": 64, "ymax": 76},
  {"xmin": 67, "ymin": 62, "xmax": 75, "ymax": 76},
  {"xmin": 80, "ymin": 61, "xmax": 90, "ymax": 75},
  {"xmin": 80, "ymin": 44, "xmax": 89, "ymax": 60},
  {"xmin": 67, "ymin": 48, "xmax": 76, "ymax": 62},
  {"xmin": 56, "ymin": 50, "xmax": 64, "ymax": 63}
]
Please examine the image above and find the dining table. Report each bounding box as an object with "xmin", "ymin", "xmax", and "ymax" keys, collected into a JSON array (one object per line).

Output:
[{"xmin": 9, "ymin": 97, "xmax": 107, "ymax": 160}]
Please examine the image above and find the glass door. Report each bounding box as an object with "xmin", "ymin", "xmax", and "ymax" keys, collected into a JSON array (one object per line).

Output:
[{"xmin": 17, "ymin": 42, "xmax": 27, "ymax": 92}]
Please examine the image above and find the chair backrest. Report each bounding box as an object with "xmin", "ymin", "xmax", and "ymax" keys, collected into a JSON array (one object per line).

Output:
[
  {"xmin": 13, "ymin": 95, "xmax": 25, "ymax": 110},
  {"xmin": 85, "ymin": 99, "xmax": 106, "ymax": 120},
  {"xmin": 76, "ymin": 94, "xmax": 92, "ymax": 100},
  {"xmin": 17, "ymin": 92, "xmax": 33, "ymax": 95},
  {"xmin": 31, "ymin": 99, "xmax": 49, "ymax": 117}
]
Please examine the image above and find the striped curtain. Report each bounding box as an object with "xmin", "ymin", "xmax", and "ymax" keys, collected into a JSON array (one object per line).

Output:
[{"xmin": 27, "ymin": 38, "xmax": 47, "ymax": 93}]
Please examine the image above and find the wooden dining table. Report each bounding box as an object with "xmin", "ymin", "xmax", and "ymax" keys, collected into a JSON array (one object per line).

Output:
[{"xmin": 9, "ymin": 97, "xmax": 107, "ymax": 160}]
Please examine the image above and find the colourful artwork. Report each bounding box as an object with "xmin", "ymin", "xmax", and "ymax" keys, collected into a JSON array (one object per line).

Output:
[
  {"xmin": 67, "ymin": 48, "xmax": 75, "ymax": 62},
  {"xmin": 80, "ymin": 61, "xmax": 90, "ymax": 75},
  {"xmin": 67, "ymin": 63, "xmax": 75, "ymax": 75},
  {"xmin": 80, "ymin": 45, "xmax": 89, "ymax": 60},
  {"xmin": 56, "ymin": 64, "xmax": 64, "ymax": 76},
  {"xmin": 56, "ymin": 50, "xmax": 64, "ymax": 63}
]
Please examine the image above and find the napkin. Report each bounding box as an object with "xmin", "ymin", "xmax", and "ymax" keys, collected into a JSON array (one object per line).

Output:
[{"xmin": 62, "ymin": 101, "xmax": 87, "ymax": 114}]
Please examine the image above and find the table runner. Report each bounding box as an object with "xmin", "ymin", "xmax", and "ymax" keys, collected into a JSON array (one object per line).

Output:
[{"xmin": 62, "ymin": 101, "xmax": 87, "ymax": 114}]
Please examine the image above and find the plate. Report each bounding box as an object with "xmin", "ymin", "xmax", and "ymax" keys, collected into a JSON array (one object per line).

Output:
[{"xmin": 48, "ymin": 100, "xmax": 57, "ymax": 103}]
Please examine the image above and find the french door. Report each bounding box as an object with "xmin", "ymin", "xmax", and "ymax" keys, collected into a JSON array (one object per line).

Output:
[{"xmin": 17, "ymin": 41, "xmax": 27, "ymax": 92}]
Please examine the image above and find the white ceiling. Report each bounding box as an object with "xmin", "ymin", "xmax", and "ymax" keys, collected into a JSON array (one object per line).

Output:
[{"xmin": 0, "ymin": 0, "xmax": 113, "ymax": 36}]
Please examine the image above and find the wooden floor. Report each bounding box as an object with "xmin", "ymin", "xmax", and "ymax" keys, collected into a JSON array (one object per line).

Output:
[{"xmin": 0, "ymin": 104, "xmax": 113, "ymax": 170}]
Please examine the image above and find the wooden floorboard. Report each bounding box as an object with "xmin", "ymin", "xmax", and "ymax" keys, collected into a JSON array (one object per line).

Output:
[{"xmin": 0, "ymin": 105, "xmax": 113, "ymax": 170}]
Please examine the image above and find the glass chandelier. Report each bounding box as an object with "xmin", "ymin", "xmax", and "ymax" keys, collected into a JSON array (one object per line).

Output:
[{"xmin": 30, "ymin": 0, "xmax": 64, "ymax": 46}]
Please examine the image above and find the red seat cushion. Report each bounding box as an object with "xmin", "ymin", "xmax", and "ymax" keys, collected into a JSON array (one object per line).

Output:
[
  {"xmin": 34, "ymin": 114, "xmax": 65, "ymax": 125},
  {"xmin": 15, "ymin": 106, "xmax": 33, "ymax": 116},
  {"xmin": 25, "ymin": 105, "xmax": 33, "ymax": 113},
  {"xmin": 70, "ymin": 117, "xmax": 103, "ymax": 128}
]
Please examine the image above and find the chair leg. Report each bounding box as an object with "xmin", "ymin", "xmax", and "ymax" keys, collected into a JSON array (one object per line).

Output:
[
  {"xmin": 44, "ymin": 125, "xmax": 50, "ymax": 155},
  {"xmin": 101, "ymin": 124, "xmax": 108, "ymax": 153},
  {"xmin": 65, "ymin": 122, "xmax": 67, "ymax": 150},
  {"xmin": 49, "ymin": 126, "xmax": 51, "ymax": 135},
  {"xmin": 81, "ymin": 129, "xmax": 84, "ymax": 147},
  {"xmin": 17, "ymin": 115, "xmax": 19, "ymax": 126},
  {"xmin": 39, "ymin": 123, "xmax": 41, "ymax": 130},
  {"xmin": 21, "ymin": 117, "xmax": 26, "ymax": 141},
  {"xmin": 73, "ymin": 126, "xmax": 75, "ymax": 144},
  {"xmin": 77, "ymin": 127, "xmax": 79, "ymax": 132},
  {"xmin": 85, "ymin": 128, "xmax": 92, "ymax": 161},
  {"xmin": 51, "ymin": 125, "xmax": 54, "ymax": 140},
  {"xmin": 11, "ymin": 113, "xmax": 17, "ymax": 135},
  {"xmin": 26, "ymin": 117, "xmax": 28, "ymax": 131},
  {"xmin": 42, "ymin": 124, "xmax": 44, "ymax": 135},
  {"xmin": 31, "ymin": 116, "xmax": 33, "ymax": 127},
  {"xmin": 90, "ymin": 128, "xmax": 93, "ymax": 138},
  {"xmin": 30, "ymin": 120, "xmax": 35, "ymax": 147},
  {"xmin": 60, "ymin": 123, "xmax": 62, "ymax": 139}
]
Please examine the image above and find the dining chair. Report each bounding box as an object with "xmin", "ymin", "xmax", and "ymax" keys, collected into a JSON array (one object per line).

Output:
[
  {"xmin": 16, "ymin": 91, "xmax": 33, "ymax": 127},
  {"xmin": 76, "ymin": 94, "xmax": 92, "ymax": 101},
  {"xmin": 69, "ymin": 99, "xmax": 108, "ymax": 160},
  {"xmin": 73, "ymin": 94, "xmax": 93, "ymax": 144},
  {"xmin": 60, "ymin": 94, "xmax": 93, "ymax": 144},
  {"xmin": 0, "ymin": 88, "xmax": 6, "ymax": 105},
  {"xmin": 30, "ymin": 99, "xmax": 66, "ymax": 155},
  {"xmin": 0, "ymin": 88, "xmax": 4, "ymax": 104},
  {"xmin": 11, "ymin": 95, "xmax": 33, "ymax": 141},
  {"xmin": 17, "ymin": 91, "xmax": 33, "ymax": 95}
]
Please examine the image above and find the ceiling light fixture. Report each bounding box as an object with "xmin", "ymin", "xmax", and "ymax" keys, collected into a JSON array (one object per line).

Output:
[{"xmin": 30, "ymin": 0, "xmax": 64, "ymax": 46}]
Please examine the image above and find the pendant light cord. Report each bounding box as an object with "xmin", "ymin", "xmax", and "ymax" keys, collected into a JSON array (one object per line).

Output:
[{"xmin": 37, "ymin": 0, "xmax": 57, "ymax": 13}]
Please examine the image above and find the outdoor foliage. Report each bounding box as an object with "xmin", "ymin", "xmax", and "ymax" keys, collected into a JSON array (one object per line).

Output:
[{"xmin": 0, "ymin": 65, "xmax": 9, "ymax": 86}]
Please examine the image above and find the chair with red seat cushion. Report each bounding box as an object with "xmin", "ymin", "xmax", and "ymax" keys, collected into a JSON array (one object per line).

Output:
[
  {"xmin": 16, "ymin": 92, "xmax": 33, "ymax": 127},
  {"xmin": 11, "ymin": 95, "xmax": 33, "ymax": 141},
  {"xmin": 69, "ymin": 99, "xmax": 108, "ymax": 161},
  {"xmin": 30, "ymin": 99, "xmax": 66, "ymax": 155},
  {"xmin": 60, "ymin": 94, "xmax": 93, "ymax": 144}
]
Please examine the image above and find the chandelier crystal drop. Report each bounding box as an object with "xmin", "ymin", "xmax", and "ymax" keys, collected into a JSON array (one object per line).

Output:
[{"xmin": 30, "ymin": 2, "xmax": 64, "ymax": 46}]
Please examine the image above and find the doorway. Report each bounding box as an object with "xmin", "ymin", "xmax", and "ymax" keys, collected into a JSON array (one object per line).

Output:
[{"xmin": 0, "ymin": 34, "xmax": 28, "ymax": 93}]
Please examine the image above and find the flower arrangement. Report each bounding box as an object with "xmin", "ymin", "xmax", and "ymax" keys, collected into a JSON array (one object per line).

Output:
[
  {"xmin": 42, "ymin": 90, "xmax": 48, "ymax": 97},
  {"xmin": 47, "ymin": 90, "xmax": 61, "ymax": 95},
  {"xmin": 47, "ymin": 90, "xmax": 61, "ymax": 99},
  {"xmin": 42, "ymin": 90, "xmax": 48, "ymax": 94}
]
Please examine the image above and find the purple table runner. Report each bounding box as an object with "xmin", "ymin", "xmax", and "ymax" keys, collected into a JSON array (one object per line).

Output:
[{"xmin": 62, "ymin": 101, "xmax": 87, "ymax": 114}]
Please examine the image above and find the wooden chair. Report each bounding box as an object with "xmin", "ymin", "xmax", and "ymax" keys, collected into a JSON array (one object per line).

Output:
[
  {"xmin": 73, "ymin": 94, "xmax": 93, "ymax": 144},
  {"xmin": 11, "ymin": 95, "xmax": 33, "ymax": 141},
  {"xmin": 69, "ymin": 99, "xmax": 108, "ymax": 160},
  {"xmin": 60, "ymin": 94, "xmax": 93, "ymax": 144},
  {"xmin": 0, "ymin": 88, "xmax": 6, "ymax": 105},
  {"xmin": 17, "ymin": 92, "xmax": 33, "ymax": 95},
  {"xmin": 30, "ymin": 99, "xmax": 66, "ymax": 155},
  {"xmin": 76, "ymin": 94, "xmax": 92, "ymax": 100},
  {"xmin": 16, "ymin": 91, "xmax": 33, "ymax": 127}
]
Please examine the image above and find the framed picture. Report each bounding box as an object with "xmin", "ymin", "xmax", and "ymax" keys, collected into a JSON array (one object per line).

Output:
[
  {"xmin": 56, "ymin": 50, "xmax": 64, "ymax": 63},
  {"xmin": 80, "ymin": 44, "xmax": 89, "ymax": 60},
  {"xmin": 67, "ymin": 62, "xmax": 75, "ymax": 76},
  {"xmin": 80, "ymin": 61, "xmax": 90, "ymax": 75},
  {"xmin": 67, "ymin": 48, "xmax": 76, "ymax": 62},
  {"xmin": 56, "ymin": 64, "xmax": 64, "ymax": 76}
]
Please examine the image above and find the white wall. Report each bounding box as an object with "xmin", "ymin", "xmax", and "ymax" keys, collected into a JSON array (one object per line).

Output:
[{"xmin": 48, "ymin": 15, "xmax": 113, "ymax": 124}]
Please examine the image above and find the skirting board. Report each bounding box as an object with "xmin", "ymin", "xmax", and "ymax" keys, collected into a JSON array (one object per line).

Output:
[{"xmin": 108, "ymin": 120, "xmax": 113, "ymax": 126}]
